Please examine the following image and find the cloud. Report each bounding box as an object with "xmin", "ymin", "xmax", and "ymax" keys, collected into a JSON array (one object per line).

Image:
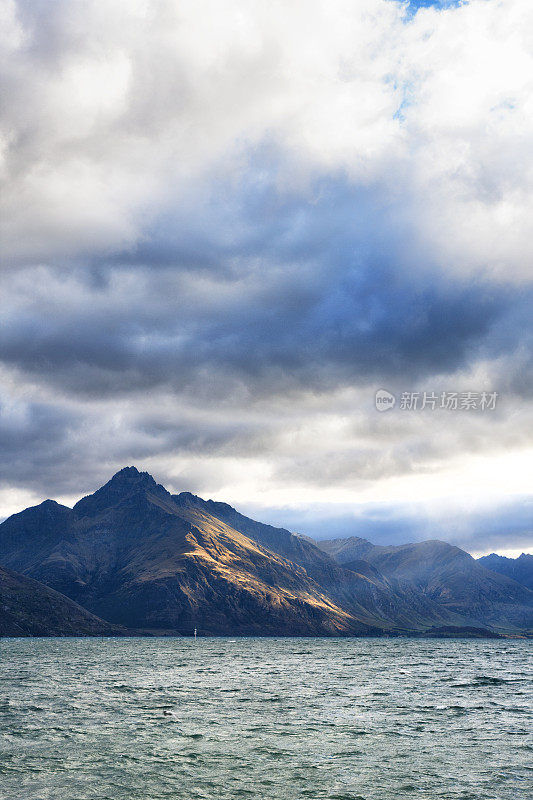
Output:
[
  {"xmin": 244, "ymin": 494, "xmax": 533, "ymax": 556},
  {"xmin": 2, "ymin": 0, "xmax": 533, "ymax": 278},
  {"xmin": 1, "ymin": 167, "xmax": 526, "ymax": 401},
  {"xmin": 1, "ymin": 0, "xmax": 532, "ymax": 555}
]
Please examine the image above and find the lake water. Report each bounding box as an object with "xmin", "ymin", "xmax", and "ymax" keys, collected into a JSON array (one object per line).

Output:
[{"xmin": 0, "ymin": 637, "xmax": 531, "ymax": 799}]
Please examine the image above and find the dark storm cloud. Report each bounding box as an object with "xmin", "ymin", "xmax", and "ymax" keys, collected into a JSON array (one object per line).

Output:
[
  {"xmin": 0, "ymin": 398, "xmax": 88, "ymax": 497},
  {"xmin": 0, "ymin": 170, "xmax": 522, "ymax": 401},
  {"xmin": 0, "ymin": 399, "xmax": 77, "ymax": 462},
  {"xmin": 0, "ymin": 263, "xmax": 510, "ymax": 399},
  {"xmin": 0, "ymin": 380, "xmax": 278, "ymax": 498}
]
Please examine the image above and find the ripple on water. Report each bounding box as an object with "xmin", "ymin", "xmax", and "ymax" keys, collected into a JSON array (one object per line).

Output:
[{"xmin": 0, "ymin": 637, "xmax": 531, "ymax": 800}]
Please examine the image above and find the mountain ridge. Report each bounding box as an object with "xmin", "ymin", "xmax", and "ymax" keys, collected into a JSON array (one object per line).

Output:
[
  {"xmin": 315, "ymin": 536, "xmax": 533, "ymax": 630},
  {"xmin": 477, "ymin": 552, "xmax": 533, "ymax": 590},
  {"xmin": 1, "ymin": 467, "xmax": 531, "ymax": 637}
]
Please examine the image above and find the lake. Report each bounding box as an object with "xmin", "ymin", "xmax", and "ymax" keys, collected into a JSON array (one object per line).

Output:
[{"xmin": 0, "ymin": 637, "xmax": 531, "ymax": 799}]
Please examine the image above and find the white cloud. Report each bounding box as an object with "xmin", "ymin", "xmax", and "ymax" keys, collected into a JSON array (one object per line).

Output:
[{"xmin": 1, "ymin": 0, "xmax": 532, "ymax": 280}]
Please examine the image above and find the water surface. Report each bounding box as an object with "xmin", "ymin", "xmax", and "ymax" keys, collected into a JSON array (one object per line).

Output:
[{"xmin": 1, "ymin": 637, "xmax": 531, "ymax": 799}]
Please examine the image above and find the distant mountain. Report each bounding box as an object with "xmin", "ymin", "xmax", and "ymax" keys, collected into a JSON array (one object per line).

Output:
[
  {"xmin": 1, "ymin": 467, "xmax": 531, "ymax": 637},
  {"xmin": 317, "ymin": 536, "xmax": 375, "ymax": 563},
  {"xmin": 315, "ymin": 536, "xmax": 533, "ymax": 631},
  {"xmin": 0, "ymin": 566, "xmax": 122, "ymax": 637},
  {"xmin": 478, "ymin": 553, "xmax": 533, "ymax": 590}
]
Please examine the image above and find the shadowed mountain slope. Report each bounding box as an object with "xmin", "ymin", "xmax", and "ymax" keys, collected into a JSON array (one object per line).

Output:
[{"xmin": 0, "ymin": 566, "xmax": 123, "ymax": 637}]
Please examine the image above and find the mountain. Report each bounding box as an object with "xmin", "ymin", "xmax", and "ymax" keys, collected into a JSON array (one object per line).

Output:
[
  {"xmin": 1, "ymin": 467, "xmax": 531, "ymax": 636},
  {"xmin": 477, "ymin": 553, "xmax": 533, "ymax": 590},
  {"xmin": 315, "ymin": 537, "xmax": 533, "ymax": 631},
  {"xmin": 0, "ymin": 566, "xmax": 123, "ymax": 637},
  {"xmin": 173, "ymin": 493, "xmax": 470, "ymax": 631},
  {"xmin": 0, "ymin": 468, "xmax": 378, "ymax": 636}
]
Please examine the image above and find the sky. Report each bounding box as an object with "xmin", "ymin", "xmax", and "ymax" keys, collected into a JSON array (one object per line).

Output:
[{"xmin": 1, "ymin": 0, "xmax": 532, "ymax": 557}]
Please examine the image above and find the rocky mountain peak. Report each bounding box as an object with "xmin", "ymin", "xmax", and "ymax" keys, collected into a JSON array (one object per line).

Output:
[
  {"xmin": 73, "ymin": 466, "xmax": 162, "ymax": 518},
  {"xmin": 109, "ymin": 466, "xmax": 156, "ymax": 486}
]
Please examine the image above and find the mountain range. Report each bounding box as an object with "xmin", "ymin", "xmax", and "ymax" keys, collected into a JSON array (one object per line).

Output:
[
  {"xmin": 1, "ymin": 467, "xmax": 531, "ymax": 637},
  {"xmin": 477, "ymin": 553, "xmax": 533, "ymax": 590}
]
